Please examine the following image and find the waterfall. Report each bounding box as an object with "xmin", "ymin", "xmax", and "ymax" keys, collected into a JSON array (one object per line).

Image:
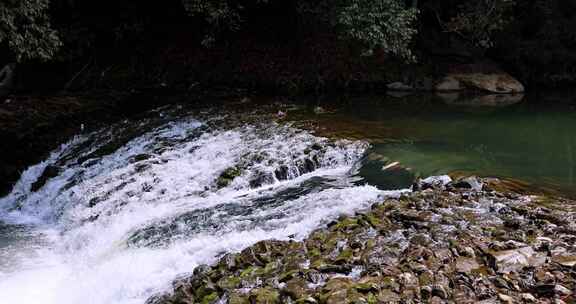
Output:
[{"xmin": 0, "ymin": 108, "xmax": 404, "ymax": 304}]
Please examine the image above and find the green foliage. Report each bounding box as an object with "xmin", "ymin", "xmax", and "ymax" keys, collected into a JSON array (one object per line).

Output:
[
  {"xmin": 180, "ymin": 0, "xmax": 244, "ymax": 46},
  {"xmin": 335, "ymin": 0, "xmax": 418, "ymax": 61},
  {"xmin": 0, "ymin": 0, "xmax": 61, "ymax": 61},
  {"xmin": 181, "ymin": 0, "xmax": 418, "ymax": 61},
  {"xmin": 444, "ymin": 0, "xmax": 516, "ymax": 49}
]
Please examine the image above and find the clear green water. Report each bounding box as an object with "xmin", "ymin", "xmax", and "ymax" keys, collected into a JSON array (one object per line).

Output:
[{"xmin": 288, "ymin": 92, "xmax": 576, "ymax": 195}]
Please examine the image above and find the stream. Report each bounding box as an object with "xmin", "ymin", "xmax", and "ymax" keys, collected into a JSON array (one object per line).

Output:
[{"xmin": 0, "ymin": 93, "xmax": 575, "ymax": 303}]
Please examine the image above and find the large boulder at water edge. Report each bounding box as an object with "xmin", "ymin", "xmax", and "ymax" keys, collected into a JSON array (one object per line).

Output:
[{"xmin": 435, "ymin": 72, "xmax": 525, "ymax": 94}]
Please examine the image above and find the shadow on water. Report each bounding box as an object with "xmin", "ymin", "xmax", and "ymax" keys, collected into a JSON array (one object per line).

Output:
[{"xmin": 289, "ymin": 91, "xmax": 576, "ymax": 196}]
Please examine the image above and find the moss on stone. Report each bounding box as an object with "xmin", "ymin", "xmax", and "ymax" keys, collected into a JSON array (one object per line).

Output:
[
  {"xmin": 240, "ymin": 265, "xmax": 257, "ymax": 278},
  {"xmin": 354, "ymin": 282, "xmax": 379, "ymax": 293},
  {"xmin": 363, "ymin": 214, "xmax": 382, "ymax": 228},
  {"xmin": 217, "ymin": 275, "xmax": 241, "ymax": 290},
  {"xmin": 217, "ymin": 167, "xmax": 242, "ymax": 188},
  {"xmin": 228, "ymin": 292, "xmax": 250, "ymax": 304},
  {"xmin": 335, "ymin": 249, "xmax": 354, "ymax": 264},
  {"xmin": 249, "ymin": 288, "xmax": 280, "ymax": 304},
  {"xmin": 333, "ymin": 217, "xmax": 360, "ymax": 231},
  {"xmin": 308, "ymin": 248, "xmax": 321, "ymax": 259},
  {"xmin": 279, "ymin": 269, "xmax": 300, "ymax": 282},
  {"xmin": 200, "ymin": 292, "xmax": 219, "ymax": 304}
]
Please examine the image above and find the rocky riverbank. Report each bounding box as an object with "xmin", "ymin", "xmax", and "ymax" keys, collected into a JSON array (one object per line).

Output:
[{"xmin": 148, "ymin": 176, "xmax": 576, "ymax": 304}]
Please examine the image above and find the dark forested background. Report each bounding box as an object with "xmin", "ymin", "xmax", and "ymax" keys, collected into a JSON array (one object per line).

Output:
[{"xmin": 1, "ymin": 0, "xmax": 575, "ymax": 92}]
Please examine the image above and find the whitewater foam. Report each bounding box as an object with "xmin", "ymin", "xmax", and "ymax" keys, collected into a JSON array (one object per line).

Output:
[{"xmin": 0, "ymin": 111, "xmax": 406, "ymax": 304}]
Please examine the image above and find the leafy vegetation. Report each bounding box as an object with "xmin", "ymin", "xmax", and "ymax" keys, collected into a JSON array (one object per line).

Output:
[
  {"xmin": 0, "ymin": 0, "xmax": 574, "ymax": 87},
  {"xmin": 181, "ymin": 0, "xmax": 418, "ymax": 60},
  {"xmin": 442, "ymin": 0, "xmax": 516, "ymax": 50},
  {"xmin": 335, "ymin": 0, "xmax": 418, "ymax": 60},
  {"xmin": 0, "ymin": 0, "xmax": 61, "ymax": 61}
]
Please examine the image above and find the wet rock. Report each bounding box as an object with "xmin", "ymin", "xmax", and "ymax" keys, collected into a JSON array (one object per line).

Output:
[
  {"xmin": 249, "ymin": 288, "xmax": 280, "ymax": 304},
  {"xmin": 199, "ymin": 292, "xmax": 219, "ymax": 304},
  {"xmin": 552, "ymin": 254, "xmax": 576, "ymax": 267},
  {"xmin": 520, "ymin": 293, "xmax": 537, "ymax": 303},
  {"xmin": 534, "ymin": 269, "xmax": 556, "ymax": 284},
  {"xmin": 145, "ymin": 294, "xmax": 173, "ymax": 304},
  {"xmin": 453, "ymin": 284, "xmax": 477, "ymax": 303},
  {"xmin": 149, "ymin": 182, "xmax": 576, "ymax": 304},
  {"xmin": 488, "ymin": 247, "xmax": 546, "ymax": 274},
  {"xmin": 455, "ymin": 257, "xmax": 481, "ymax": 273},
  {"xmin": 533, "ymin": 284, "xmax": 572, "ymax": 297},
  {"xmin": 392, "ymin": 210, "xmax": 433, "ymax": 224},
  {"xmin": 448, "ymin": 72, "xmax": 525, "ymax": 94},
  {"xmin": 431, "ymin": 284, "xmax": 449, "ymax": 299},
  {"xmin": 249, "ymin": 171, "xmax": 276, "ymax": 188},
  {"xmin": 435, "ymin": 76, "xmax": 462, "ymax": 91},
  {"xmin": 377, "ymin": 289, "xmax": 401, "ymax": 303},
  {"xmin": 498, "ymin": 293, "xmax": 514, "ymax": 304},
  {"xmin": 314, "ymin": 262, "xmax": 352, "ymax": 274},
  {"xmin": 294, "ymin": 296, "xmax": 318, "ymax": 304},
  {"xmin": 217, "ymin": 275, "xmax": 242, "ymax": 290},
  {"xmin": 387, "ymin": 82, "xmax": 414, "ymax": 91},
  {"xmin": 229, "ymin": 292, "xmax": 250, "ymax": 304},
  {"xmin": 30, "ymin": 165, "xmax": 60, "ymax": 192},
  {"xmin": 217, "ymin": 167, "xmax": 242, "ymax": 188},
  {"xmin": 217, "ymin": 253, "xmax": 238, "ymax": 271},
  {"xmin": 282, "ymin": 278, "xmax": 310, "ymax": 300},
  {"xmin": 319, "ymin": 278, "xmax": 363, "ymax": 304},
  {"xmin": 452, "ymin": 176, "xmax": 483, "ymax": 192},
  {"xmin": 418, "ymin": 175, "xmax": 452, "ymax": 190},
  {"xmin": 459, "ymin": 246, "xmax": 476, "ymax": 258}
]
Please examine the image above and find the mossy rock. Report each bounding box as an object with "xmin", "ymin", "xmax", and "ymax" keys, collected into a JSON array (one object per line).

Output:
[
  {"xmin": 361, "ymin": 214, "xmax": 383, "ymax": 229},
  {"xmin": 282, "ymin": 278, "xmax": 311, "ymax": 300},
  {"xmin": 240, "ymin": 266, "xmax": 259, "ymax": 278},
  {"xmin": 249, "ymin": 288, "xmax": 281, "ymax": 304},
  {"xmin": 335, "ymin": 249, "xmax": 354, "ymax": 264},
  {"xmin": 228, "ymin": 292, "xmax": 250, "ymax": 304},
  {"xmin": 217, "ymin": 167, "xmax": 242, "ymax": 188},
  {"xmin": 333, "ymin": 217, "xmax": 360, "ymax": 231},
  {"xmin": 279, "ymin": 269, "xmax": 300, "ymax": 283},
  {"xmin": 308, "ymin": 248, "xmax": 322, "ymax": 259},
  {"xmin": 319, "ymin": 278, "xmax": 367, "ymax": 304},
  {"xmin": 295, "ymin": 296, "xmax": 319, "ymax": 304},
  {"xmin": 354, "ymin": 281, "xmax": 380, "ymax": 293},
  {"xmin": 200, "ymin": 292, "xmax": 219, "ymax": 304},
  {"xmin": 217, "ymin": 275, "xmax": 241, "ymax": 290}
]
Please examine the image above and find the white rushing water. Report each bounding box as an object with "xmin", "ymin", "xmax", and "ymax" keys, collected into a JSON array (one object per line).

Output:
[{"xmin": 0, "ymin": 110, "xmax": 405, "ymax": 304}]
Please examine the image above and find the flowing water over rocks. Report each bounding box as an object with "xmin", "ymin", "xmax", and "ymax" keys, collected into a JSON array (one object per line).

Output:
[
  {"xmin": 0, "ymin": 107, "xmax": 405, "ymax": 304},
  {"xmin": 152, "ymin": 177, "xmax": 576, "ymax": 304},
  {"xmin": 1, "ymin": 101, "xmax": 576, "ymax": 304}
]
